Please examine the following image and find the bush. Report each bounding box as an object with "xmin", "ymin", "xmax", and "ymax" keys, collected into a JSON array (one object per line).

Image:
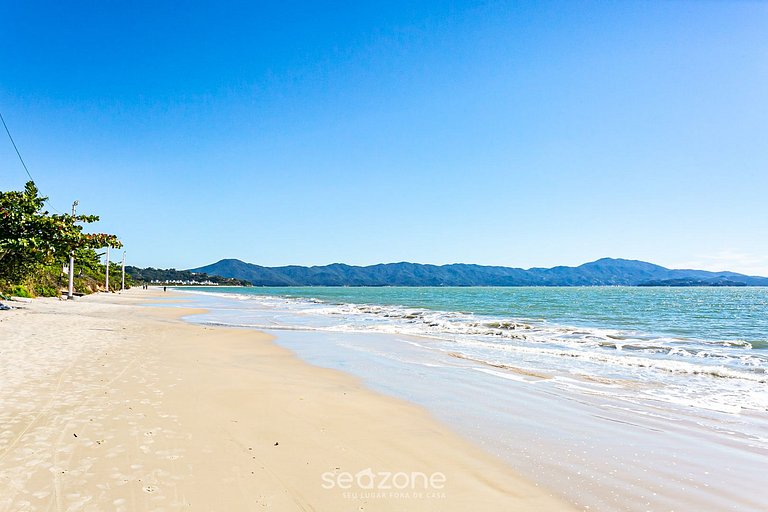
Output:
[
  {"xmin": 9, "ymin": 285, "xmax": 33, "ymax": 298},
  {"xmin": 36, "ymin": 286, "xmax": 59, "ymax": 297}
]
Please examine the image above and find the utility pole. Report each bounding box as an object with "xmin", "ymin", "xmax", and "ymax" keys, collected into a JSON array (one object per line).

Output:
[
  {"xmin": 121, "ymin": 251, "xmax": 126, "ymax": 292},
  {"xmin": 105, "ymin": 246, "xmax": 110, "ymax": 292},
  {"xmin": 67, "ymin": 200, "xmax": 78, "ymax": 299}
]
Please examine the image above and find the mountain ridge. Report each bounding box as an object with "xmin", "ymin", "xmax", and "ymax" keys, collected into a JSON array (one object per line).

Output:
[{"xmin": 187, "ymin": 257, "xmax": 768, "ymax": 287}]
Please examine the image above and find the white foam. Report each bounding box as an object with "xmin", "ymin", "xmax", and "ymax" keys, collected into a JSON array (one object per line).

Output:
[
  {"xmin": 473, "ymin": 367, "xmax": 536, "ymax": 383},
  {"xmin": 178, "ymin": 289, "xmax": 768, "ymax": 414}
]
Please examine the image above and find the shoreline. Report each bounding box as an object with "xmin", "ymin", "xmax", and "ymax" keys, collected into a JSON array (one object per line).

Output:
[
  {"xmin": 0, "ymin": 288, "xmax": 574, "ymax": 511},
  {"xmin": 177, "ymin": 286, "xmax": 768, "ymax": 512}
]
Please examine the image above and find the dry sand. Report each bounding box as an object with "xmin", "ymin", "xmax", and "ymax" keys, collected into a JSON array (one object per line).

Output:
[{"xmin": 0, "ymin": 289, "xmax": 574, "ymax": 511}]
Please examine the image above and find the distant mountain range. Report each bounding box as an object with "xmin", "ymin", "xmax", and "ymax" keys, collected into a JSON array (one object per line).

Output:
[{"xmin": 187, "ymin": 258, "xmax": 768, "ymax": 287}]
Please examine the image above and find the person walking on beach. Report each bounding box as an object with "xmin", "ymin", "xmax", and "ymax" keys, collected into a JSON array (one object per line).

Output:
[{"xmin": 163, "ymin": 286, "xmax": 167, "ymax": 292}]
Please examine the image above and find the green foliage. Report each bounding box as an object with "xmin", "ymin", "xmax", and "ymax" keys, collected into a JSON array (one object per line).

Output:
[
  {"xmin": 0, "ymin": 181, "xmax": 122, "ymax": 290},
  {"xmin": 21, "ymin": 262, "xmax": 66, "ymax": 297},
  {"xmin": 9, "ymin": 284, "xmax": 32, "ymax": 298},
  {"xmin": 36, "ymin": 285, "xmax": 59, "ymax": 297},
  {"xmin": 0, "ymin": 182, "xmax": 57, "ymax": 284},
  {"xmin": 75, "ymin": 247, "xmax": 103, "ymax": 272}
]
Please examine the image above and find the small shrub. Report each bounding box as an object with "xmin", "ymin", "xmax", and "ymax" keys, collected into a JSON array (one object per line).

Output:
[
  {"xmin": 36, "ymin": 286, "xmax": 59, "ymax": 297},
  {"xmin": 10, "ymin": 285, "xmax": 33, "ymax": 298}
]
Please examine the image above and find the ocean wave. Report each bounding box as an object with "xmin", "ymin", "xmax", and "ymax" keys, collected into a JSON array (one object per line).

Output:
[
  {"xmin": 181, "ymin": 289, "xmax": 768, "ymax": 384},
  {"xmin": 441, "ymin": 338, "xmax": 768, "ymax": 383},
  {"xmin": 177, "ymin": 288, "xmax": 768, "ymax": 414}
]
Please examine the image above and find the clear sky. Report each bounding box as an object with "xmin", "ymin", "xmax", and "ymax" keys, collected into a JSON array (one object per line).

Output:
[{"xmin": 1, "ymin": 1, "xmax": 767, "ymax": 274}]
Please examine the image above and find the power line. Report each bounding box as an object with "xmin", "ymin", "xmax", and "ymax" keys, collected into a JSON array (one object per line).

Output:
[
  {"xmin": 0, "ymin": 110, "xmax": 34, "ymax": 183},
  {"xmin": 0, "ymin": 110, "xmax": 61, "ymax": 213}
]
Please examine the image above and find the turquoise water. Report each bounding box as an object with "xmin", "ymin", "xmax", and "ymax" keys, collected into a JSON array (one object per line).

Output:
[
  {"xmin": 181, "ymin": 285, "xmax": 767, "ymax": 413},
  {"xmin": 212, "ymin": 286, "xmax": 768, "ymax": 347}
]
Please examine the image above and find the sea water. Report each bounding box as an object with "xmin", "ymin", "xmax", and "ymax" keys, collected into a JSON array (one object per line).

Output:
[{"xmin": 175, "ymin": 286, "xmax": 768, "ymax": 511}]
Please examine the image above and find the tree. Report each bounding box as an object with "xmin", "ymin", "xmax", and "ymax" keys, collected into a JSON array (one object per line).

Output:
[{"xmin": 0, "ymin": 181, "xmax": 121, "ymax": 286}]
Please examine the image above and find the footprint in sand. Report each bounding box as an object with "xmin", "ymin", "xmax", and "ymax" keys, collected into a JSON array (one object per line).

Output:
[{"xmin": 143, "ymin": 485, "xmax": 156, "ymax": 493}]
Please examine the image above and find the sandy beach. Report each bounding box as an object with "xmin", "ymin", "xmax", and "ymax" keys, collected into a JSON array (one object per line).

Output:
[{"xmin": 0, "ymin": 289, "xmax": 574, "ymax": 511}]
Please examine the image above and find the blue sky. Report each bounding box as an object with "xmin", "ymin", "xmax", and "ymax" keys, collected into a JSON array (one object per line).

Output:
[{"xmin": 2, "ymin": 1, "xmax": 767, "ymax": 273}]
